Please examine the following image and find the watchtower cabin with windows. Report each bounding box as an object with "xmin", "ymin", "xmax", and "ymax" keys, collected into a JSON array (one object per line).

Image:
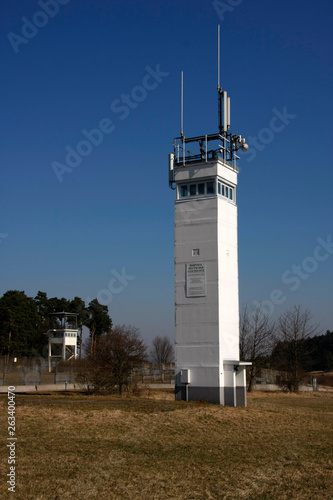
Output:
[
  {"xmin": 169, "ymin": 27, "xmax": 251, "ymax": 406},
  {"xmin": 47, "ymin": 312, "xmax": 79, "ymax": 372}
]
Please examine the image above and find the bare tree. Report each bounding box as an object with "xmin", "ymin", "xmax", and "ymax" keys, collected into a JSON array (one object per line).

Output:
[
  {"xmin": 76, "ymin": 325, "xmax": 147, "ymax": 394},
  {"xmin": 240, "ymin": 304, "xmax": 274, "ymax": 392},
  {"xmin": 272, "ymin": 305, "xmax": 319, "ymax": 392},
  {"xmin": 150, "ymin": 336, "xmax": 174, "ymax": 370}
]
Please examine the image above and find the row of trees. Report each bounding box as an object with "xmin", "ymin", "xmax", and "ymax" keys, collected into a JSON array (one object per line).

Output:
[
  {"xmin": 0, "ymin": 290, "xmax": 174, "ymax": 394},
  {"xmin": 240, "ymin": 304, "xmax": 332, "ymax": 392},
  {"xmin": 0, "ymin": 290, "xmax": 174, "ymax": 356},
  {"xmin": 0, "ymin": 290, "xmax": 112, "ymax": 357}
]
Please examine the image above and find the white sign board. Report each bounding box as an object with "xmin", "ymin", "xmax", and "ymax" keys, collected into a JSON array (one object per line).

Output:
[{"xmin": 186, "ymin": 263, "xmax": 206, "ymax": 297}]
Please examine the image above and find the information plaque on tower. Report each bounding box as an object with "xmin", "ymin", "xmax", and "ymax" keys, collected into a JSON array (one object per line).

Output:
[{"xmin": 186, "ymin": 263, "xmax": 206, "ymax": 297}]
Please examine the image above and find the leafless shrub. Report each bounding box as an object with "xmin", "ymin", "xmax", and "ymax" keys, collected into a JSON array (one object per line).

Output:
[{"xmin": 76, "ymin": 325, "xmax": 147, "ymax": 395}]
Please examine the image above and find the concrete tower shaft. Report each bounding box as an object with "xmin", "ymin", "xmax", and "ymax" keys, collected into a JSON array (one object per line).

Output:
[{"xmin": 173, "ymin": 157, "xmax": 247, "ymax": 405}]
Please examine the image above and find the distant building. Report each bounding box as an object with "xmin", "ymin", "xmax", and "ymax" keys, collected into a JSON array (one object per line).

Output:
[{"xmin": 47, "ymin": 312, "xmax": 79, "ymax": 371}]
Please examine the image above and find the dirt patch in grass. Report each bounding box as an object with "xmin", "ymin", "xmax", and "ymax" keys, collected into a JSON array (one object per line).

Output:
[{"xmin": 1, "ymin": 391, "xmax": 332, "ymax": 499}]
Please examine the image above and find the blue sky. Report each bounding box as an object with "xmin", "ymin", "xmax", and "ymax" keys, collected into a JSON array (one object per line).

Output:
[{"xmin": 1, "ymin": 0, "xmax": 332, "ymax": 344}]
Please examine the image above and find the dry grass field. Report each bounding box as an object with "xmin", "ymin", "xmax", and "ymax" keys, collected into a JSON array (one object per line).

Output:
[{"xmin": 1, "ymin": 389, "xmax": 332, "ymax": 500}]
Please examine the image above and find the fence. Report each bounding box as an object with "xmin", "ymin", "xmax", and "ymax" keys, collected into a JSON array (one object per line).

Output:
[{"xmin": 0, "ymin": 357, "xmax": 175, "ymax": 387}]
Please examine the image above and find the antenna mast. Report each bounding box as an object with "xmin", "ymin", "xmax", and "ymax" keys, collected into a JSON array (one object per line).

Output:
[
  {"xmin": 217, "ymin": 25, "xmax": 223, "ymax": 135},
  {"xmin": 218, "ymin": 24, "xmax": 221, "ymax": 91},
  {"xmin": 181, "ymin": 71, "xmax": 184, "ymax": 138}
]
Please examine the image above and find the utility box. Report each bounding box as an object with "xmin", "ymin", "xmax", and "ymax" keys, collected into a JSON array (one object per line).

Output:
[{"xmin": 180, "ymin": 369, "xmax": 191, "ymax": 384}]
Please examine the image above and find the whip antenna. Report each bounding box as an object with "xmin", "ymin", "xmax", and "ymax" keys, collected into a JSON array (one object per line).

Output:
[
  {"xmin": 218, "ymin": 24, "xmax": 221, "ymax": 91},
  {"xmin": 181, "ymin": 71, "xmax": 184, "ymax": 138}
]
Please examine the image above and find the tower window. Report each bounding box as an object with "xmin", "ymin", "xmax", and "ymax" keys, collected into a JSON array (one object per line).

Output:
[
  {"xmin": 190, "ymin": 184, "xmax": 197, "ymax": 196},
  {"xmin": 207, "ymin": 181, "xmax": 215, "ymax": 194},
  {"xmin": 179, "ymin": 180, "xmax": 229, "ymax": 200},
  {"xmin": 198, "ymin": 183, "xmax": 205, "ymax": 195},
  {"xmin": 181, "ymin": 185, "xmax": 188, "ymax": 197},
  {"xmin": 217, "ymin": 180, "xmax": 235, "ymax": 202}
]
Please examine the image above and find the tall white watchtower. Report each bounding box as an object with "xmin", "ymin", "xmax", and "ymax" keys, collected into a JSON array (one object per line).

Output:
[{"xmin": 169, "ymin": 27, "xmax": 250, "ymax": 406}]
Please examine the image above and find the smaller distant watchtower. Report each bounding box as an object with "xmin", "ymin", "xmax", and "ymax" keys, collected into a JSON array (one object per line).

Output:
[{"xmin": 47, "ymin": 312, "xmax": 79, "ymax": 372}]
